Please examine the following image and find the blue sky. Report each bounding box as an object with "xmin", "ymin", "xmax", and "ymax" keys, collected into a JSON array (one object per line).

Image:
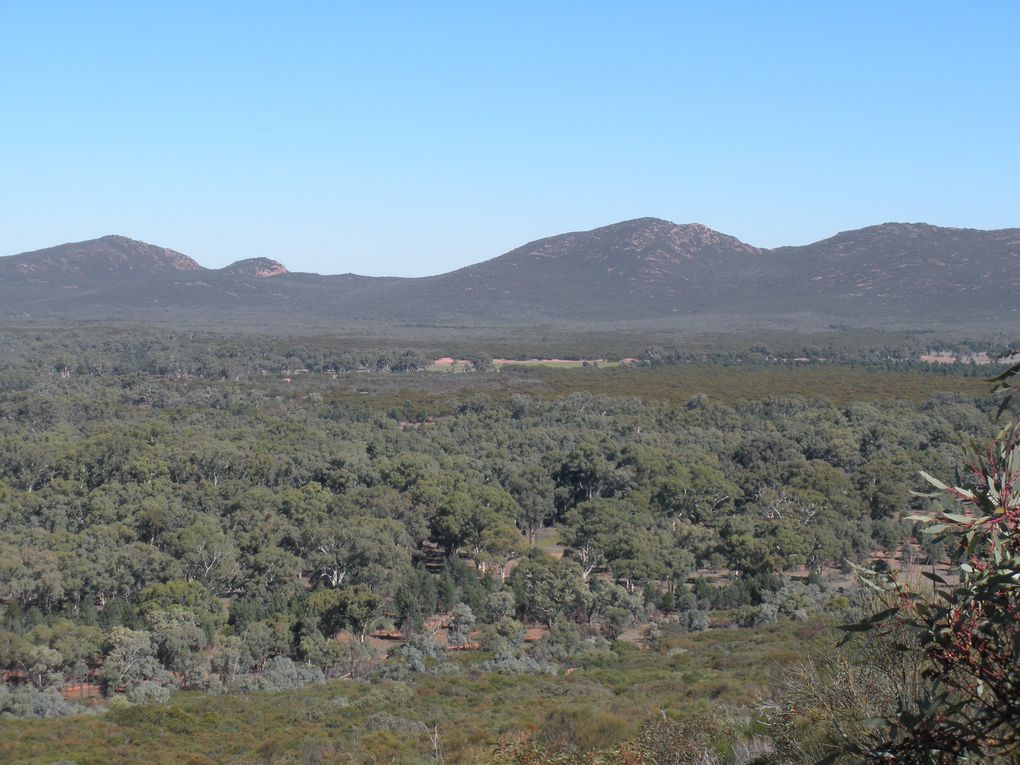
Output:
[{"xmin": 2, "ymin": 2, "xmax": 1018, "ymax": 275}]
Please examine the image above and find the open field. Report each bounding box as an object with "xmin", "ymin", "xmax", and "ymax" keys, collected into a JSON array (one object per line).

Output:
[
  {"xmin": 429, "ymin": 357, "xmax": 625, "ymax": 371},
  {"xmin": 313, "ymin": 363, "xmax": 990, "ymax": 418}
]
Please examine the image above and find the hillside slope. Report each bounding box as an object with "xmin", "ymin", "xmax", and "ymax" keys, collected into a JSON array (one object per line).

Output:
[{"xmin": 1, "ymin": 220, "xmax": 1016, "ymax": 329}]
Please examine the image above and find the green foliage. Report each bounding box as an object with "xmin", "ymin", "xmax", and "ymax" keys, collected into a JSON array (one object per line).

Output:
[
  {"xmin": 393, "ymin": 565, "xmax": 438, "ymax": 630},
  {"xmin": 383, "ymin": 631, "xmax": 447, "ymax": 676},
  {"xmin": 2, "ymin": 622, "xmax": 814, "ymax": 763},
  {"xmin": 230, "ymin": 655, "xmax": 325, "ymax": 692},
  {"xmin": 0, "ymin": 326, "xmax": 1007, "ymax": 729},
  {"xmin": 306, "ymin": 584, "xmax": 383, "ymax": 642},
  {"xmin": 0, "ymin": 685, "xmax": 87, "ymax": 719},
  {"xmin": 100, "ymin": 627, "xmax": 165, "ymax": 694},
  {"xmin": 509, "ymin": 555, "xmax": 591, "ymax": 627},
  {"xmin": 538, "ymin": 705, "xmax": 635, "ymax": 753},
  {"xmin": 447, "ymin": 603, "xmax": 476, "ymax": 647},
  {"xmin": 842, "ymin": 370, "xmax": 1020, "ymax": 762}
]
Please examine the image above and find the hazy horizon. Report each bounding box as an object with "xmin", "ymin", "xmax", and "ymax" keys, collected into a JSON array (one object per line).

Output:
[{"xmin": 6, "ymin": 216, "xmax": 1018, "ymax": 280}]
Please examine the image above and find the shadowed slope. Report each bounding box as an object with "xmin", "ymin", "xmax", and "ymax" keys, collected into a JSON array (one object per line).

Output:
[{"xmin": 1, "ymin": 219, "xmax": 1016, "ymax": 329}]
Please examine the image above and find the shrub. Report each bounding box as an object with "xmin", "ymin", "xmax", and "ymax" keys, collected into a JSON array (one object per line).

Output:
[
  {"xmin": 538, "ymin": 706, "xmax": 634, "ymax": 753},
  {"xmin": 734, "ymin": 603, "xmax": 777, "ymax": 629},
  {"xmin": 530, "ymin": 620, "xmax": 613, "ymax": 666},
  {"xmin": 683, "ymin": 609, "xmax": 710, "ymax": 633},
  {"xmin": 842, "ymin": 377, "xmax": 1020, "ymax": 762},
  {"xmin": 229, "ymin": 656, "xmax": 325, "ymax": 692},
  {"xmin": 633, "ymin": 712, "xmax": 725, "ymax": 764},
  {"xmin": 447, "ymin": 603, "xmax": 476, "ymax": 647},
  {"xmin": 125, "ymin": 680, "xmax": 171, "ymax": 705},
  {"xmin": 0, "ymin": 685, "xmax": 86, "ymax": 719},
  {"xmin": 379, "ymin": 631, "xmax": 447, "ymax": 677},
  {"xmin": 480, "ymin": 642, "xmax": 554, "ymax": 676}
]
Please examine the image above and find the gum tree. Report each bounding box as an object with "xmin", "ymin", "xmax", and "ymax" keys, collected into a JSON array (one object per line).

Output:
[{"xmin": 844, "ymin": 365, "xmax": 1020, "ymax": 762}]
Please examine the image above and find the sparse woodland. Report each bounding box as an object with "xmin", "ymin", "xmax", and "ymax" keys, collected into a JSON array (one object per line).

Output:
[{"xmin": 0, "ymin": 329, "xmax": 1016, "ymax": 764}]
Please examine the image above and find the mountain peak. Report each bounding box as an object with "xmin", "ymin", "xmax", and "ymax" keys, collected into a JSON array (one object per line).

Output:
[
  {"xmin": 580, "ymin": 218, "xmax": 761, "ymax": 260},
  {"xmin": 431, "ymin": 217, "xmax": 764, "ymax": 321},
  {"xmin": 2, "ymin": 218, "xmax": 1017, "ymax": 328},
  {"xmin": 791, "ymin": 221, "xmax": 1020, "ymax": 255},
  {"xmin": 0, "ymin": 235, "xmax": 201, "ymax": 284},
  {"xmin": 840, "ymin": 222, "xmax": 948, "ymax": 239},
  {"xmin": 97, "ymin": 234, "xmax": 148, "ymax": 244},
  {"xmin": 592, "ymin": 217, "xmax": 723, "ymax": 237},
  {"xmin": 218, "ymin": 257, "xmax": 289, "ymax": 278}
]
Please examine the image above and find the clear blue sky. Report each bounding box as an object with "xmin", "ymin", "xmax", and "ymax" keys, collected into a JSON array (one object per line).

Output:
[{"xmin": 2, "ymin": 2, "xmax": 1018, "ymax": 276}]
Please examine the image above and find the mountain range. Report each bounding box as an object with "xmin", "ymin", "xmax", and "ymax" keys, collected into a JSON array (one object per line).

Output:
[{"xmin": 1, "ymin": 219, "xmax": 1017, "ymax": 330}]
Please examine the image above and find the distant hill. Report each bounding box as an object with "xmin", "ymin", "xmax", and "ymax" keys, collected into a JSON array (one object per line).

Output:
[
  {"xmin": 395, "ymin": 218, "xmax": 765, "ymax": 322},
  {"xmin": 0, "ymin": 235, "xmax": 201, "ymax": 285},
  {"xmin": 1, "ymin": 220, "xmax": 1017, "ymax": 330},
  {"xmin": 762, "ymin": 223, "xmax": 1020, "ymax": 320},
  {"xmin": 216, "ymin": 257, "xmax": 289, "ymax": 279}
]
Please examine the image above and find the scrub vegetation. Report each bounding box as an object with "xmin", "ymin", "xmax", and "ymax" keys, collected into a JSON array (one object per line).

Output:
[{"xmin": 0, "ymin": 328, "xmax": 1016, "ymax": 763}]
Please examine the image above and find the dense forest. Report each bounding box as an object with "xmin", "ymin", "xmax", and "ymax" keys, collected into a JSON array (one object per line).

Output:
[{"xmin": 0, "ymin": 328, "xmax": 1014, "ymax": 763}]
